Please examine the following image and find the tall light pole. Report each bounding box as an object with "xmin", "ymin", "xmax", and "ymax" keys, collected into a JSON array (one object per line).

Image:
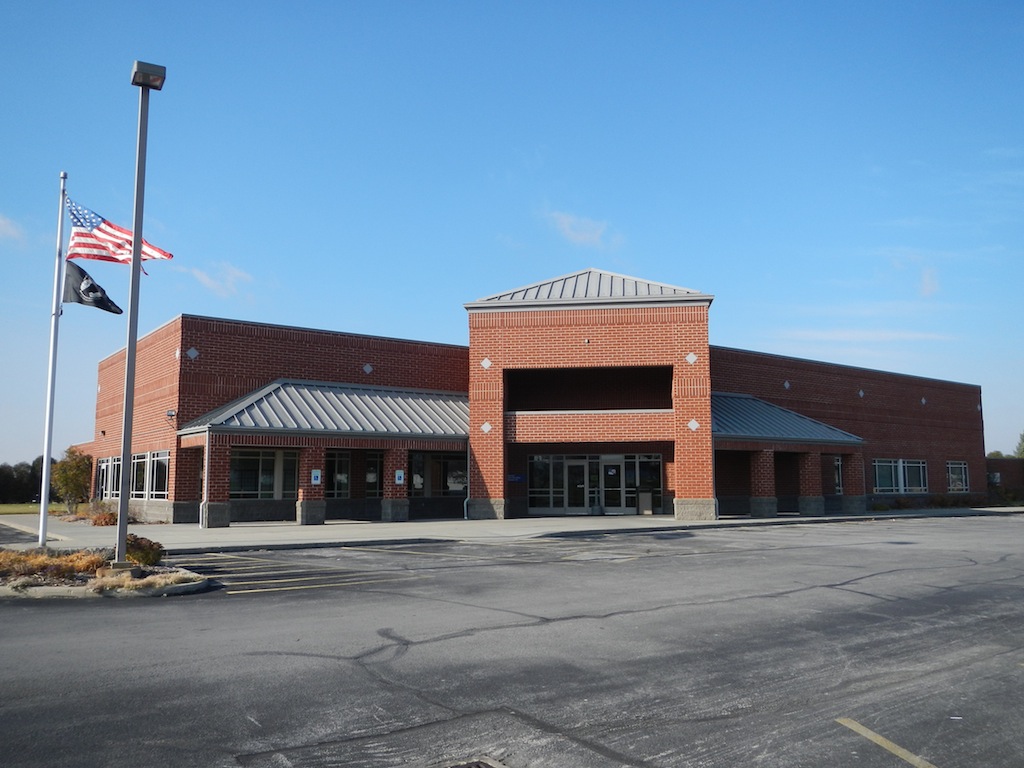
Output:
[{"xmin": 114, "ymin": 61, "xmax": 165, "ymax": 565}]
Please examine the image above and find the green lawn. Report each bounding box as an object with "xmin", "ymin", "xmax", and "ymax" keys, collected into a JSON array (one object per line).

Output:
[{"xmin": 0, "ymin": 503, "xmax": 62, "ymax": 515}]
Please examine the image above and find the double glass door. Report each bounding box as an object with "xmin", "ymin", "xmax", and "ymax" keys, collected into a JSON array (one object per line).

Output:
[{"xmin": 565, "ymin": 459, "xmax": 628, "ymax": 514}]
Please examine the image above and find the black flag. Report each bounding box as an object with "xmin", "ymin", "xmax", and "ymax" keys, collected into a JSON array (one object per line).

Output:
[{"xmin": 63, "ymin": 260, "xmax": 123, "ymax": 314}]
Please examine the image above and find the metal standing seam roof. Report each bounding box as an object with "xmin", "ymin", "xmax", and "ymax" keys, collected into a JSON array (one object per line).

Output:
[
  {"xmin": 465, "ymin": 268, "xmax": 714, "ymax": 309},
  {"xmin": 178, "ymin": 381, "xmax": 860, "ymax": 446},
  {"xmin": 178, "ymin": 380, "xmax": 469, "ymax": 439},
  {"xmin": 711, "ymin": 392, "xmax": 863, "ymax": 445}
]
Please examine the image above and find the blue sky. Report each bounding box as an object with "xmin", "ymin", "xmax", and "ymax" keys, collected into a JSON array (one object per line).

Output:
[{"xmin": 2, "ymin": 1, "xmax": 1022, "ymax": 465}]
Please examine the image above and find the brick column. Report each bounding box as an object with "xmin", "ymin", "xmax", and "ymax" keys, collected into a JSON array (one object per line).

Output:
[
  {"xmin": 671, "ymin": 339, "xmax": 716, "ymax": 521},
  {"xmin": 296, "ymin": 445, "xmax": 326, "ymax": 525},
  {"xmin": 750, "ymin": 449, "xmax": 777, "ymax": 517},
  {"xmin": 170, "ymin": 446, "xmax": 202, "ymax": 524},
  {"xmin": 467, "ymin": 315, "xmax": 506, "ymax": 519},
  {"xmin": 797, "ymin": 451, "xmax": 825, "ymax": 516},
  {"xmin": 381, "ymin": 447, "xmax": 410, "ymax": 522},
  {"xmin": 841, "ymin": 451, "xmax": 867, "ymax": 515},
  {"xmin": 200, "ymin": 439, "xmax": 231, "ymax": 528}
]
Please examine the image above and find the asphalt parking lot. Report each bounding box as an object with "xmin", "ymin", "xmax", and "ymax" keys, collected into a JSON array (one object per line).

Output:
[
  {"xmin": 0, "ymin": 523, "xmax": 36, "ymax": 548},
  {"xmin": 164, "ymin": 530, "xmax": 760, "ymax": 595},
  {"xmin": 4, "ymin": 516, "xmax": 1024, "ymax": 767}
]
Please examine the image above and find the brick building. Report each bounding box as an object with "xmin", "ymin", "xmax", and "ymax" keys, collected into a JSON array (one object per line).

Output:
[
  {"xmin": 987, "ymin": 457, "xmax": 1024, "ymax": 502},
  {"xmin": 77, "ymin": 268, "xmax": 987, "ymax": 526}
]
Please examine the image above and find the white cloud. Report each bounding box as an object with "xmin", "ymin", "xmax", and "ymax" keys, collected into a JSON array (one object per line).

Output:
[
  {"xmin": 547, "ymin": 210, "xmax": 609, "ymax": 247},
  {"xmin": 188, "ymin": 263, "xmax": 253, "ymax": 298},
  {"xmin": 0, "ymin": 214, "xmax": 24, "ymax": 241}
]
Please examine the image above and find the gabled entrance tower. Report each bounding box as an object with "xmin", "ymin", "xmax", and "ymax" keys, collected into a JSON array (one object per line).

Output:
[{"xmin": 464, "ymin": 268, "xmax": 717, "ymax": 520}]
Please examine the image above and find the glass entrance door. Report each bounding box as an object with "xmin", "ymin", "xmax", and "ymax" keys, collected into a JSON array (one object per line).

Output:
[
  {"xmin": 566, "ymin": 461, "xmax": 589, "ymax": 513},
  {"xmin": 602, "ymin": 461, "xmax": 624, "ymax": 511}
]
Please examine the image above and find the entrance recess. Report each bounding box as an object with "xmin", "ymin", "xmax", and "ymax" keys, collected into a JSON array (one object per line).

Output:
[{"xmin": 527, "ymin": 454, "xmax": 663, "ymax": 516}]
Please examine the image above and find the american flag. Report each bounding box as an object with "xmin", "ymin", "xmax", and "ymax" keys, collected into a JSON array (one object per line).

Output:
[{"xmin": 65, "ymin": 198, "xmax": 173, "ymax": 263}]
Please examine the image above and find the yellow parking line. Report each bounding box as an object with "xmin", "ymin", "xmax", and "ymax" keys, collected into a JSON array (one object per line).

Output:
[
  {"xmin": 225, "ymin": 574, "xmax": 419, "ymax": 595},
  {"xmin": 836, "ymin": 718, "xmax": 940, "ymax": 768}
]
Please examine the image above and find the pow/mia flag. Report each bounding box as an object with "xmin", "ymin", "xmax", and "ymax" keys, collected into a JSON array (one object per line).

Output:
[{"xmin": 63, "ymin": 260, "xmax": 123, "ymax": 315}]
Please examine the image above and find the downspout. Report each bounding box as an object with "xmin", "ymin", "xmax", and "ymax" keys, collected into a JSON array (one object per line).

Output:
[
  {"xmin": 201, "ymin": 427, "xmax": 211, "ymax": 526},
  {"xmin": 463, "ymin": 436, "xmax": 470, "ymax": 520}
]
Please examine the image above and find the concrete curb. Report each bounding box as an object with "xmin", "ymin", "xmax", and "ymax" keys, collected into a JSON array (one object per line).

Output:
[{"xmin": 0, "ymin": 573, "xmax": 213, "ymax": 600}]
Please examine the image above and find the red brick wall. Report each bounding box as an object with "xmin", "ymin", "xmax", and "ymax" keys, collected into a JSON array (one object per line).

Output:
[
  {"xmin": 83, "ymin": 315, "xmax": 469, "ymax": 503},
  {"xmin": 78, "ymin": 318, "xmax": 184, "ymax": 498},
  {"xmin": 176, "ymin": 315, "xmax": 468, "ymax": 426},
  {"xmin": 469, "ymin": 304, "xmax": 714, "ymax": 503},
  {"xmin": 710, "ymin": 346, "xmax": 986, "ymax": 497},
  {"xmin": 88, "ymin": 317, "xmax": 183, "ymax": 462}
]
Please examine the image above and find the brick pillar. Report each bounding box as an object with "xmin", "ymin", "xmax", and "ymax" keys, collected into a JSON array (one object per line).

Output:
[
  {"xmin": 750, "ymin": 449, "xmax": 777, "ymax": 517},
  {"xmin": 841, "ymin": 451, "xmax": 867, "ymax": 515},
  {"xmin": 671, "ymin": 342, "xmax": 716, "ymax": 521},
  {"xmin": 296, "ymin": 445, "xmax": 326, "ymax": 525},
  {"xmin": 200, "ymin": 439, "xmax": 231, "ymax": 528},
  {"xmin": 170, "ymin": 446, "xmax": 202, "ymax": 524},
  {"xmin": 797, "ymin": 451, "xmax": 825, "ymax": 516},
  {"xmin": 468, "ymin": 316, "xmax": 506, "ymax": 519},
  {"xmin": 381, "ymin": 447, "xmax": 410, "ymax": 522}
]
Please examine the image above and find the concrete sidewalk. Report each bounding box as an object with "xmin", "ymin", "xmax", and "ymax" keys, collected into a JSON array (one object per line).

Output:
[{"xmin": 3, "ymin": 506, "xmax": 1023, "ymax": 555}]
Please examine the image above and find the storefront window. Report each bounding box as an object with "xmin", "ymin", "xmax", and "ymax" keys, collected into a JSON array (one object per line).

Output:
[
  {"xmin": 149, "ymin": 452, "xmax": 169, "ymax": 499},
  {"xmin": 326, "ymin": 451, "xmax": 350, "ymax": 498},
  {"xmin": 409, "ymin": 452, "xmax": 468, "ymax": 497},
  {"xmin": 946, "ymin": 461, "xmax": 969, "ymax": 493},
  {"xmin": 365, "ymin": 452, "xmax": 384, "ymax": 498},
  {"xmin": 873, "ymin": 459, "xmax": 928, "ymax": 494},
  {"xmin": 230, "ymin": 449, "xmax": 298, "ymax": 499}
]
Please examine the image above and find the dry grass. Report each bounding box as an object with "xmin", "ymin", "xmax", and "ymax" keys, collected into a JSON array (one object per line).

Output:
[
  {"xmin": 0, "ymin": 547, "xmax": 204, "ymax": 594},
  {"xmin": 88, "ymin": 569, "xmax": 204, "ymax": 593},
  {"xmin": 57, "ymin": 500, "xmax": 141, "ymax": 526},
  {"xmin": 0, "ymin": 548, "xmax": 107, "ymax": 584}
]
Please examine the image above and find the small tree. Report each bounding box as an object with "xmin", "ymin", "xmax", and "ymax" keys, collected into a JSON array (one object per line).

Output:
[
  {"xmin": 50, "ymin": 447, "xmax": 93, "ymax": 514},
  {"xmin": 1016, "ymin": 431, "xmax": 1024, "ymax": 459}
]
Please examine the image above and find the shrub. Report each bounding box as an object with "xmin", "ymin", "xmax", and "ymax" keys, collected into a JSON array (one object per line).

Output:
[
  {"xmin": 84, "ymin": 500, "xmax": 140, "ymax": 526},
  {"xmin": 125, "ymin": 534, "xmax": 164, "ymax": 566}
]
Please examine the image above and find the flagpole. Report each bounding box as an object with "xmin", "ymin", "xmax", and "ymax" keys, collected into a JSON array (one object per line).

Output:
[{"xmin": 38, "ymin": 171, "xmax": 68, "ymax": 547}]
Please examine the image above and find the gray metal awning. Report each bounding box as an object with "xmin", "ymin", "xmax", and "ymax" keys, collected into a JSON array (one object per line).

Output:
[
  {"xmin": 465, "ymin": 267, "xmax": 714, "ymax": 311},
  {"xmin": 177, "ymin": 381, "xmax": 860, "ymax": 447},
  {"xmin": 711, "ymin": 392, "xmax": 863, "ymax": 445},
  {"xmin": 178, "ymin": 380, "xmax": 469, "ymax": 439}
]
